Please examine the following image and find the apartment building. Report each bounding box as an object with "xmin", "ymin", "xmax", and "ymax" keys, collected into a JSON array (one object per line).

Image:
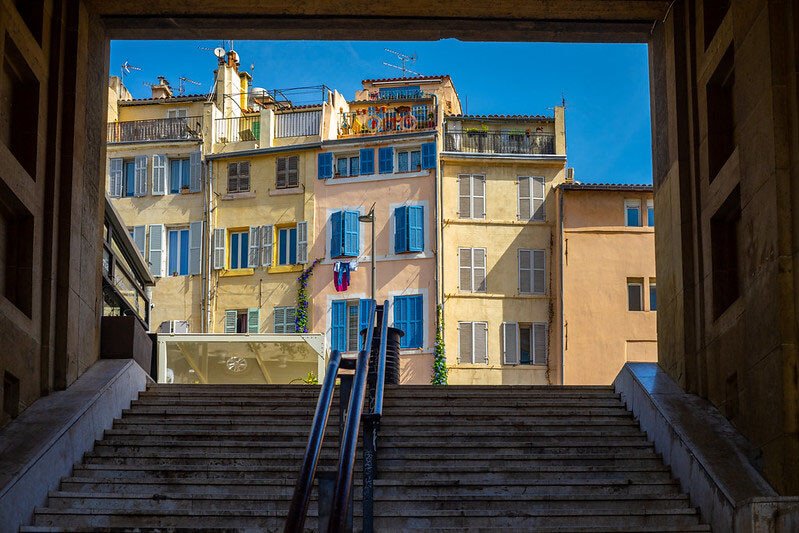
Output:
[
  {"xmin": 309, "ymin": 76, "xmax": 460, "ymax": 384},
  {"xmin": 560, "ymin": 183, "xmax": 657, "ymax": 384},
  {"xmin": 439, "ymin": 111, "xmax": 567, "ymax": 385}
]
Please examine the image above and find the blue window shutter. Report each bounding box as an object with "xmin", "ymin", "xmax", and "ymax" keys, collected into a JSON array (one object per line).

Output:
[
  {"xmin": 318, "ymin": 152, "xmax": 333, "ymax": 179},
  {"xmin": 358, "ymin": 299, "xmax": 372, "ymax": 351},
  {"xmin": 408, "ymin": 205, "xmax": 424, "ymax": 252},
  {"xmin": 359, "ymin": 148, "xmax": 374, "ymax": 175},
  {"xmin": 331, "ymin": 211, "xmax": 343, "ymax": 258},
  {"xmin": 394, "ymin": 297, "xmax": 407, "ymax": 347},
  {"xmin": 422, "ymin": 142, "xmax": 436, "ymax": 169},
  {"xmin": 331, "ymin": 301, "xmax": 347, "ymax": 352},
  {"xmin": 343, "ymin": 210, "xmax": 359, "ymax": 257},
  {"xmin": 378, "ymin": 147, "xmax": 394, "ymax": 174},
  {"xmin": 394, "ymin": 206, "xmax": 408, "ymax": 253},
  {"xmin": 410, "ymin": 295, "xmax": 423, "ymax": 348}
]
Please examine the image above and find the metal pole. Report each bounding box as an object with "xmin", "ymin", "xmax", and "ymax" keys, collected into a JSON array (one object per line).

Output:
[{"xmin": 370, "ymin": 215, "xmax": 376, "ymax": 301}]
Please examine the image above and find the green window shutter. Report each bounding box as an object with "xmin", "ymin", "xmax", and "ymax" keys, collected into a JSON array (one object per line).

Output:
[
  {"xmin": 224, "ymin": 310, "xmax": 237, "ymax": 333},
  {"xmin": 247, "ymin": 308, "xmax": 260, "ymax": 333}
]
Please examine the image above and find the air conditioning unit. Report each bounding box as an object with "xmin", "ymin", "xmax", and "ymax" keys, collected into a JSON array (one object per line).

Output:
[{"xmin": 158, "ymin": 320, "xmax": 190, "ymax": 334}]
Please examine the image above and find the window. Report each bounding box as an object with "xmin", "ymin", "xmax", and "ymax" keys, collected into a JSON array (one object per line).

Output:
[
  {"xmin": 397, "ymin": 149, "xmax": 421, "ymax": 172},
  {"xmin": 502, "ymin": 322, "xmax": 548, "ymax": 365},
  {"xmin": 378, "ymin": 147, "xmax": 394, "ymax": 174},
  {"xmin": 330, "ymin": 210, "xmax": 360, "ymax": 258},
  {"xmin": 647, "ymin": 199, "xmax": 655, "ymax": 227},
  {"xmin": 458, "ymin": 174, "xmax": 485, "ymax": 219},
  {"xmin": 274, "ymin": 306, "xmax": 296, "ymax": 333},
  {"xmin": 625, "ymin": 200, "xmax": 641, "ymax": 227},
  {"xmin": 229, "ymin": 231, "xmax": 249, "ymax": 269},
  {"xmin": 276, "ymin": 155, "xmax": 299, "ymax": 189},
  {"xmin": 167, "ymin": 108, "xmax": 188, "ymax": 119},
  {"xmin": 278, "ymin": 226, "xmax": 298, "ymax": 265},
  {"xmin": 225, "ymin": 308, "xmax": 259, "ymax": 334},
  {"xmin": 169, "ymin": 158, "xmax": 190, "ymax": 194},
  {"xmin": 518, "ymin": 176, "xmax": 546, "ymax": 221},
  {"xmin": 711, "ymin": 186, "xmax": 741, "ymax": 317},
  {"xmin": 228, "ymin": 162, "xmax": 250, "ymax": 193},
  {"xmin": 458, "ymin": 321, "xmax": 488, "ymax": 364},
  {"xmin": 349, "ymin": 156, "xmax": 360, "ymax": 176},
  {"xmin": 318, "ymin": 152, "xmax": 334, "ymax": 179},
  {"xmin": 336, "ymin": 156, "xmax": 348, "ymax": 176},
  {"xmin": 167, "ymin": 228, "xmax": 190, "ymax": 276},
  {"xmin": 131, "ymin": 226, "xmax": 146, "ymax": 257},
  {"xmin": 649, "ymin": 280, "xmax": 657, "ymax": 311},
  {"xmin": 394, "ymin": 205, "xmax": 424, "ymax": 253},
  {"xmin": 331, "ymin": 299, "xmax": 372, "ymax": 352},
  {"xmin": 412, "ymin": 104, "xmax": 428, "ymax": 123},
  {"xmin": 359, "ymin": 148, "xmax": 374, "ymax": 175},
  {"xmin": 459, "ymin": 248, "xmax": 487, "ymax": 293},
  {"xmin": 706, "ymin": 46, "xmax": 735, "ymax": 182},
  {"xmin": 394, "ymin": 294, "xmax": 423, "ymax": 349},
  {"xmin": 123, "ymin": 160, "xmax": 136, "ymax": 197},
  {"xmin": 518, "ymin": 249, "xmax": 545, "ymax": 294},
  {"xmin": 628, "ymin": 279, "xmax": 643, "ymax": 311}
]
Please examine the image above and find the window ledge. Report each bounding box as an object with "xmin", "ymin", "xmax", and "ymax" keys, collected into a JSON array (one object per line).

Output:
[
  {"xmin": 219, "ymin": 268, "xmax": 254, "ymax": 277},
  {"xmin": 267, "ymin": 265, "xmax": 304, "ymax": 274},
  {"xmin": 269, "ymin": 187, "xmax": 303, "ymax": 197},
  {"xmin": 221, "ymin": 192, "xmax": 256, "ymax": 200}
]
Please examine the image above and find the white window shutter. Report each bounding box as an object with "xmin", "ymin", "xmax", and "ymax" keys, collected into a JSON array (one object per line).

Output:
[
  {"xmin": 473, "ymin": 248, "xmax": 487, "ymax": 293},
  {"xmin": 189, "ymin": 150, "xmax": 202, "ymax": 192},
  {"xmin": 152, "ymin": 155, "xmax": 166, "ymax": 195},
  {"xmin": 459, "ymin": 248, "xmax": 472, "ymax": 291},
  {"xmin": 472, "ymin": 175, "xmax": 486, "ymax": 219},
  {"xmin": 502, "ymin": 322, "xmax": 519, "ymax": 365},
  {"xmin": 213, "ymin": 228, "xmax": 226, "ymax": 270},
  {"xmin": 518, "ymin": 176, "xmax": 531, "ymax": 220},
  {"xmin": 261, "ymin": 225, "xmax": 273, "ymax": 266},
  {"xmin": 134, "ymin": 155, "xmax": 148, "ymax": 197},
  {"xmin": 519, "ymin": 249, "xmax": 532, "ymax": 294},
  {"xmin": 532, "ymin": 176, "xmax": 545, "ymax": 221},
  {"xmin": 458, "ymin": 175, "xmax": 471, "ymax": 218},
  {"xmin": 109, "ymin": 158, "xmax": 123, "ymax": 197},
  {"xmin": 224, "ymin": 310, "xmax": 237, "ymax": 333},
  {"xmin": 458, "ymin": 322, "xmax": 472, "ymax": 364},
  {"xmin": 533, "ymin": 323, "xmax": 548, "ymax": 365},
  {"xmin": 148, "ymin": 224, "xmax": 165, "ymax": 277},
  {"xmin": 475, "ymin": 322, "xmax": 488, "ymax": 364},
  {"xmin": 533, "ymin": 249, "xmax": 546, "ymax": 294},
  {"xmin": 189, "ymin": 221, "xmax": 203, "ymax": 275},
  {"xmin": 248, "ymin": 226, "xmax": 261, "ymax": 267},
  {"xmin": 132, "ymin": 226, "xmax": 146, "ymax": 257},
  {"xmin": 297, "ymin": 221, "xmax": 308, "ymax": 264}
]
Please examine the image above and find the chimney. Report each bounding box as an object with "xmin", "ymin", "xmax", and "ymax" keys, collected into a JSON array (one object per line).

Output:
[
  {"xmin": 239, "ymin": 71, "xmax": 252, "ymax": 111},
  {"xmin": 565, "ymin": 167, "xmax": 575, "ymax": 183},
  {"xmin": 151, "ymin": 76, "xmax": 173, "ymax": 99}
]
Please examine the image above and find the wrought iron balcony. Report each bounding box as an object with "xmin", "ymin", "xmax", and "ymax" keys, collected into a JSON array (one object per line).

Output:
[
  {"xmin": 107, "ymin": 116, "xmax": 203, "ymax": 143},
  {"xmin": 444, "ymin": 130, "xmax": 555, "ymax": 155},
  {"xmin": 338, "ymin": 109, "xmax": 436, "ymax": 137}
]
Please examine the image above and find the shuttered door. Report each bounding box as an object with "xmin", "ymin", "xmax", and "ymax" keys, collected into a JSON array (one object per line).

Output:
[
  {"xmin": 533, "ymin": 323, "xmax": 548, "ymax": 365},
  {"xmin": 502, "ymin": 322, "xmax": 519, "ymax": 364},
  {"xmin": 518, "ymin": 177, "xmax": 531, "ymax": 220},
  {"xmin": 458, "ymin": 322, "xmax": 473, "ymax": 363},
  {"xmin": 459, "ymin": 248, "xmax": 472, "ymax": 291},
  {"xmin": 473, "ymin": 249, "xmax": 487, "ymax": 292},
  {"xmin": 458, "ymin": 175, "xmax": 471, "ymax": 218}
]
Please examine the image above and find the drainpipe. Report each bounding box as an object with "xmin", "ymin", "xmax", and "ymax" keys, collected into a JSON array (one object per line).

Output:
[
  {"xmin": 205, "ymin": 161, "xmax": 214, "ymax": 333},
  {"xmin": 559, "ymin": 188, "xmax": 565, "ymax": 385},
  {"xmin": 432, "ymin": 94, "xmax": 444, "ymax": 323}
]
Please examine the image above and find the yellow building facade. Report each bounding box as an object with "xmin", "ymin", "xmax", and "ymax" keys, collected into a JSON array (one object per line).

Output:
[
  {"xmin": 440, "ymin": 110, "xmax": 567, "ymax": 385},
  {"xmin": 560, "ymin": 183, "xmax": 657, "ymax": 384}
]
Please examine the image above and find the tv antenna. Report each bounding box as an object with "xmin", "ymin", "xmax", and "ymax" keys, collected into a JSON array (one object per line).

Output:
[
  {"xmin": 178, "ymin": 77, "xmax": 202, "ymax": 95},
  {"xmin": 383, "ymin": 48, "xmax": 420, "ymax": 78},
  {"xmin": 120, "ymin": 61, "xmax": 141, "ymax": 80}
]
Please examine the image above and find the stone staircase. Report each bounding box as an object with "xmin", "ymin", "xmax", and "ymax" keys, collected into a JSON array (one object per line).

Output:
[{"xmin": 23, "ymin": 384, "xmax": 710, "ymax": 532}]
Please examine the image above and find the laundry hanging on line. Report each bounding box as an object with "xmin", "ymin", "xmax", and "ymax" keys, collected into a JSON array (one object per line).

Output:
[{"xmin": 334, "ymin": 261, "xmax": 351, "ymax": 292}]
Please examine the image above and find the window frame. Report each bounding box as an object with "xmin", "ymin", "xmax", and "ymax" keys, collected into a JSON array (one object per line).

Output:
[
  {"xmin": 277, "ymin": 225, "xmax": 298, "ymax": 265},
  {"xmin": 166, "ymin": 227, "xmax": 190, "ymax": 276},
  {"xmin": 627, "ymin": 280, "xmax": 644, "ymax": 311},
  {"xmin": 459, "ymin": 247, "xmax": 487, "ymax": 293},
  {"xmin": 625, "ymin": 199, "xmax": 642, "ymax": 227},
  {"xmin": 518, "ymin": 248, "xmax": 546, "ymax": 295},
  {"xmin": 169, "ymin": 157, "xmax": 191, "ymax": 194},
  {"xmin": 647, "ymin": 199, "xmax": 655, "ymax": 227},
  {"xmin": 458, "ymin": 174, "xmax": 486, "ymax": 219},
  {"xmin": 394, "ymin": 294, "xmax": 424, "ymax": 349},
  {"xmin": 227, "ymin": 161, "xmax": 251, "ymax": 193},
  {"xmin": 649, "ymin": 279, "xmax": 657, "ymax": 311},
  {"xmin": 229, "ymin": 230, "xmax": 250, "ymax": 269},
  {"xmin": 276, "ymin": 155, "xmax": 299, "ymax": 189},
  {"xmin": 458, "ymin": 321, "xmax": 488, "ymax": 364}
]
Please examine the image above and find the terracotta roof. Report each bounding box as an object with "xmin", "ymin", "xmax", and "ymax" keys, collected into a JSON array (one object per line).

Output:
[
  {"xmin": 119, "ymin": 94, "xmax": 210, "ymax": 105},
  {"xmin": 273, "ymin": 104, "xmax": 323, "ymax": 112},
  {"xmin": 448, "ymin": 114, "xmax": 553, "ymax": 121},
  {"xmin": 361, "ymin": 75, "xmax": 451, "ymax": 84},
  {"xmin": 560, "ymin": 182, "xmax": 653, "ymax": 192}
]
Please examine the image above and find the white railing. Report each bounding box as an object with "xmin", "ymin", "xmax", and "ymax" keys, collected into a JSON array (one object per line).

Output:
[{"xmin": 275, "ymin": 110, "xmax": 321, "ymax": 138}]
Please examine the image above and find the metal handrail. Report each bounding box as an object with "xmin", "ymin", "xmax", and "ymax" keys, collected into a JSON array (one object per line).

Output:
[
  {"xmin": 285, "ymin": 350, "xmax": 343, "ymax": 532},
  {"xmin": 372, "ymin": 300, "xmax": 390, "ymax": 417},
  {"xmin": 328, "ymin": 299, "xmax": 377, "ymax": 531}
]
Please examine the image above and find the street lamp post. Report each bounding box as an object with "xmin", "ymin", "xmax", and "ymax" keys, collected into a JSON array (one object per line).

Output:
[{"xmin": 359, "ymin": 204, "xmax": 376, "ymax": 302}]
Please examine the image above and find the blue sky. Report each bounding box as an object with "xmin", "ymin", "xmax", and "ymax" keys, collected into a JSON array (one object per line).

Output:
[{"xmin": 111, "ymin": 40, "xmax": 652, "ymax": 184}]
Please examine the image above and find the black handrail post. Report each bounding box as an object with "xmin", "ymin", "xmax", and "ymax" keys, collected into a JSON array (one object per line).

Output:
[{"xmin": 284, "ymin": 350, "xmax": 342, "ymax": 533}]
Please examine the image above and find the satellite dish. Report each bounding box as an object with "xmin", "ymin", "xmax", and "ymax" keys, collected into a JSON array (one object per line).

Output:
[{"xmin": 214, "ymin": 47, "xmax": 226, "ymax": 59}]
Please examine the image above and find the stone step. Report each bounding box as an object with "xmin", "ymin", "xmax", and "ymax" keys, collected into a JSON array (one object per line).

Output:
[
  {"xmin": 71, "ymin": 463, "xmax": 673, "ymax": 481},
  {"xmin": 21, "ymin": 525, "xmax": 712, "ymax": 533},
  {"xmin": 45, "ymin": 491, "xmax": 689, "ymax": 512},
  {"xmin": 122, "ymin": 405, "xmax": 630, "ymax": 416},
  {"xmin": 59, "ymin": 477, "xmax": 680, "ymax": 497},
  {"xmin": 31, "ymin": 507, "xmax": 700, "ymax": 529},
  {"xmin": 146, "ymin": 384, "xmax": 615, "ymax": 392},
  {"xmin": 131, "ymin": 397, "xmax": 625, "ymax": 408}
]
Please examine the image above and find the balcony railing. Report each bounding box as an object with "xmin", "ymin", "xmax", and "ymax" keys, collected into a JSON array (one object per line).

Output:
[
  {"xmin": 339, "ymin": 109, "xmax": 436, "ymax": 137},
  {"xmin": 275, "ymin": 110, "xmax": 321, "ymax": 138},
  {"xmin": 444, "ymin": 131, "xmax": 555, "ymax": 155},
  {"xmin": 107, "ymin": 116, "xmax": 203, "ymax": 143},
  {"xmin": 215, "ymin": 115, "xmax": 260, "ymax": 143}
]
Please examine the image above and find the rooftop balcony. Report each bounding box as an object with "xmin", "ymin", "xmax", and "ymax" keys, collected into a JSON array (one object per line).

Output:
[
  {"xmin": 338, "ymin": 107, "xmax": 436, "ymax": 137},
  {"xmin": 444, "ymin": 130, "xmax": 555, "ymax": 155},
  {"xmin": 107, "ymin": 116, "xmax": 203, "ymax": 143}
]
